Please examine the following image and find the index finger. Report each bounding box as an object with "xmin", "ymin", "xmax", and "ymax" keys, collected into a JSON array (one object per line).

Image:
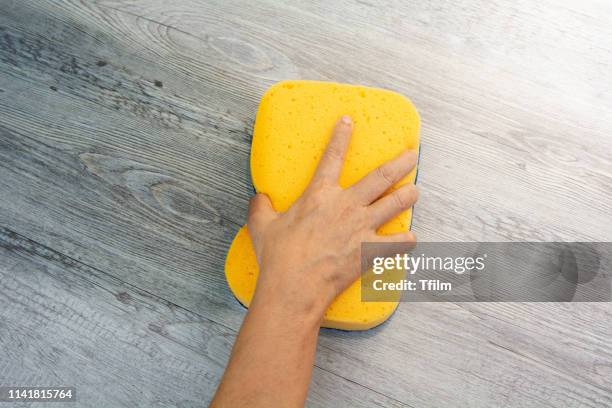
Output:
[{"xmin": 311, "ymin": 115, "xmax": 353, "ymax": 183}]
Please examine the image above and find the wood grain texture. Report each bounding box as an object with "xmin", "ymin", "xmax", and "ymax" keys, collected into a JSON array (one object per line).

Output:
[
  {"xmin": 99, "ymin": 0, "xmax": 612, "ymax": 242},
  {"xmin": 0, "ymin": 0, "xmax": 610, "ymax": 407},
  {"xmin": 0, "ymin": 228, "xmax": 407, "ymax": 408}
]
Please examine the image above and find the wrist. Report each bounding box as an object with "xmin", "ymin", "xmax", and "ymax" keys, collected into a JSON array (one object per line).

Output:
[{"xmin": 250, "ymin": 276, "xmax": 333, "ymax": 327}]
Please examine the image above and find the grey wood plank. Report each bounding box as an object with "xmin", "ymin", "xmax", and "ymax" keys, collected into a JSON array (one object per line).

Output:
[
  {"xmin": 0, "ymin": 1, "xmax": 251, "ymax": 330},
  {"xmin": 98, "ymin": 0, "xmax": 612, "ymax": 243},
  {"xmin": 0, "ymin": 227, "xmax": 407, "ymax": 408},
  {"xmin": 0, "ymin": 0, "xmax": 610, "ymax": 407},
  {"xmin": 316, "ymin": 302, "xmax": 611, "ymax": 407}
]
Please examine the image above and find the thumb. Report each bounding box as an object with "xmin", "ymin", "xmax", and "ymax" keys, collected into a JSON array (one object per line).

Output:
[{"xmin": 247, "ymin": 193, "xmax": 276, "ymax": 240}]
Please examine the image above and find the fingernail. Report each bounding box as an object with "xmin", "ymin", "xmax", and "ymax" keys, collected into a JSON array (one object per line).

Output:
[{"xmin": 340, "ymin": 115, "xmax": 352, "ymax": 125}]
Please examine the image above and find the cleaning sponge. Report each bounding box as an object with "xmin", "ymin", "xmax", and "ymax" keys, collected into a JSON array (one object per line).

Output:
[{"xmin": 225, "ymin": 80, "xmax": 420, "ymax": 330}]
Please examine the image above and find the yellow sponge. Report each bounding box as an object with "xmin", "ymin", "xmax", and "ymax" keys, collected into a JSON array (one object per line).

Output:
[{"xmin": 225, "ymin": 80, "xmax": 420, "ymax": 330}]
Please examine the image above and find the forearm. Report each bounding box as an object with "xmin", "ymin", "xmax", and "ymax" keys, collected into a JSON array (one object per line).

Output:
[{"xmin": 210, "ymin": 287, "xmax": 325, "ymax": 408}]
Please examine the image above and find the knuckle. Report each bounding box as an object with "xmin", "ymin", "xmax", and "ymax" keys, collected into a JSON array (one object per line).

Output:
[
  {"xmin": 248, "ymin": 194, "xmax": 260, "ymax": 207},
  {"xmin": 376, "ymin": 165, "xmax": 395, "ymax": 186},
  {"xmin": 394, "ymin": 186, "xmax": 417, "ymax": 209},
  {"xmin": 325, "ymin": 145, "xmax": 343, "ymax": 161},
  {"xmin": 304, "ymin": 188, "xmax": 326, "ymax": 207},
  {"xmin": 306, "ymin": 179, "xmax": 335, "ymax": 200},
  {"xmin": 303, "ymin": 194, "xmax": 319, "ymax": 208},
  {"xmin": 308, "ymin": 178, "xmax": 327, "ymax": 192},
  {"xmin": 393, "ymin": 190, "xmax": 408, "ymax": 209}
]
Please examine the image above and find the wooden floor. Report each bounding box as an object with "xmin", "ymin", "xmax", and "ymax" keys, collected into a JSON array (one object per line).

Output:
[{"xmin": 1, "ymin": 1, "xmax": 611, "ymax": 407}]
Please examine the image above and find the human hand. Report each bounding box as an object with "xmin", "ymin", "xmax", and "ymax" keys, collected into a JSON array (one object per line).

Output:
[{"xmin": 247, "ymin": 115, "xmax": 418, "ymax": 320}]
